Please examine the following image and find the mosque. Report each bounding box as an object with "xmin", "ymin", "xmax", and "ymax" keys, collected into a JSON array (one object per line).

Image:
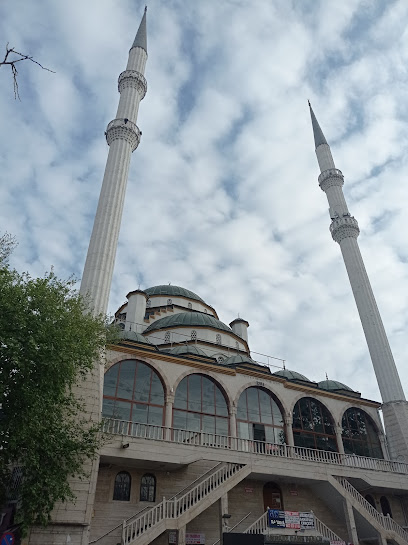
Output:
[{"xmin": 27, "ymin": 8, "xmax": 408, "ymax": 545}]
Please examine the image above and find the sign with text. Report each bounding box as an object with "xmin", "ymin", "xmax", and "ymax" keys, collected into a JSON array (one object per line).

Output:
[{"xmin": 267, "ymin": 510, "xmax": 315, "ymax": 529}]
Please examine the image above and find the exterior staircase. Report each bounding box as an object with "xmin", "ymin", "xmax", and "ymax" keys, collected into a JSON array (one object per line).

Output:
[
  {"xmin": 331, "ymin": 475, "xmax": 408, "ymax": 545},
  {"xmin": 122, "ymin": 462, "xmax": 251, "ymax": 545},
  {"xmin": 243, "ymin": 509, "xmax": 346, "ymax": 543}
]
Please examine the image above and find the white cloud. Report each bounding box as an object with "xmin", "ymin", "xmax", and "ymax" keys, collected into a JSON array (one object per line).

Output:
[{"xmin": 1, "ymin": 0, "xmax": 408, "ymax": 405}]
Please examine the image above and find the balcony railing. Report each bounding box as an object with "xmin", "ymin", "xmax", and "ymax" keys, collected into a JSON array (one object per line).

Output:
[{"xmin": 102, "ymin": 419, "xmax": 408, "ymax": 475}]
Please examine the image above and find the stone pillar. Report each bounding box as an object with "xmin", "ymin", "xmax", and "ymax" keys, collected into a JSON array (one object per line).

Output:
[
  {"xmin": 335, "ymin": 424, "xmax": 345, "ymax": 455},
  {"xmin": 165, "ymin": 394, "xmax": 174, "ymax": 441},
  {"xmin": 178, "ymin": 526, "xmax": 186, "ymax": 545},
  {"xmin": 284, "ymin": 415, "xmax": 294, "ymax": 447},
  {"xmin": 378, "ymin": 431, "xmax": 389, "ymax": 460},
  {"xmin": 343, "ymin": 498, "xmax": 359, "ymax": 545},
  {"xmin": 230, "ymin": 405, "xmax": 237, "ymax": 438},
  {"xmin": 219, "ymin": 493, "xmax": 229, "ymax": 545}
]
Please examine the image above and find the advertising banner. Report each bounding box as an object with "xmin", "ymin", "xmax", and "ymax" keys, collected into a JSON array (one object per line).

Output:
[{"xmin": 267, "ymin": 510, "xmax": 315, "ymax": 530}]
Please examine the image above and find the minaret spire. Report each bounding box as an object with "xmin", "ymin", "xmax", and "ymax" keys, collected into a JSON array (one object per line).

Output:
[
  {"xmin": 80, "ymin": 9, "xmax": 148, "ymax": 316},
  {"xmin": 310, "ymin": 104, "xmax": 408, "ymax": 460},
  {"xmin": 308, "ymin": 101, "xmax": 327, "ymax": 148},
  {"xmin": 132, "ymin": 6, "xmax": 147, "ymax": 52}
]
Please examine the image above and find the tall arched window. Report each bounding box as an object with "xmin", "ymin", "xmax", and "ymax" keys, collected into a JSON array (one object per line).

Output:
[
  {"xmin": 140, "ymin": 474, "xmax": 156, "ymax": 502},
  {"xmin": 342, "ymin": 407, "xmax": 383, "ymax": 459},
  {"xmin": 380, "ymin": 496, "xmax": 392, "ymax": 518},
  {"xmin": 173, "ymin": 374, "xmax": 229, "ymax": 436},
  {"xmin": 237, "ymin": 387, "xmax": 285, "ymax": 444},
  {"xmin": 167, "ymin": 298, "xmax": 172, "ymax": 305},
  {"xmin": 113, "ymin": 471, "xmax": 131, "ymax": 501},
  {"xmin": 165, "ymin": 331, "xmax": 171, "ymax": 343},
  {"xmin": 191, "ymin": 330, "xmax": 197, "ymax": 341},
  {"xmin": 365, "ymin": 495, "xmax": 376, "ymax": 510},
  {"xmin": 188, "ymin": 302, "xmax": 192, "ymax": 309},
  {"xmin": 103, "ymin": 360, "xmax": 165, "ymax": 425},
  {"xmin": 216, "ymin": 333, "xmax": 222, "ymax": 344},
  {"xmin": 292, "ymin": 397, "xmax": 337, "ymax": 452}
]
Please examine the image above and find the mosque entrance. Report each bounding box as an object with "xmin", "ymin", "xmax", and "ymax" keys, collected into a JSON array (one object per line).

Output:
[{"xmin": 263, "ymin": 482, "xmax": 283, "ymax": 512}]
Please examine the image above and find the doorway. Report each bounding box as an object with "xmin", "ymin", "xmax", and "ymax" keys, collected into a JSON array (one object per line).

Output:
[{"xmin": 263, "ymin": 482, "xmax": 283, "ymax": 512}]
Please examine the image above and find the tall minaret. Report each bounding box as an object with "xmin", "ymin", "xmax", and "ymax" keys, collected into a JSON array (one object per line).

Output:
[
  {"xmin": 309, "ymin": 102, "xmax": 408, "ymax": 460},
  {"xmin": 80, "ymin": 7, "xmax": 148, "ymax": 316},
  {"xmin": 28, "ymin": 13, "xmax": 149, "ymax": 545}
]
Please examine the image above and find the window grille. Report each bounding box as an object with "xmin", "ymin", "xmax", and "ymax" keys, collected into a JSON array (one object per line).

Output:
[
  {"xmin": 113, "ymin": 471, "xmax": 131, "ymax": 501},
  {"xmin": 140, "ymin": 474, "xmax": 156, "ymax": 502}
]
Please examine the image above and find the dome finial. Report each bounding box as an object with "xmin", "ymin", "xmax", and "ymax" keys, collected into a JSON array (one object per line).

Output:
[{"xmin": 325, "ymin": 371, "xmax": 328, "ymax": 380}]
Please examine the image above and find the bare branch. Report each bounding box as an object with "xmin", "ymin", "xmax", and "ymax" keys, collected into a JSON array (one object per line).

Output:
[{"xmin": 0, "ymin": 42, "xmax": 55, "ymax": 100}]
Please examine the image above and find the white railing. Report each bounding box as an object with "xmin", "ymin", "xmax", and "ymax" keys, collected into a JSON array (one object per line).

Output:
[
  {"xmin": 314, "ymin": 517, "xmax": 345, "ymax": 544},
  {"xmin": 102, "ymin": 419, "xmax": 408, "ymax": 475},
  {"xmin": 335, "ymin": 477, "xmax": 408, "ymax": 541},
  {"xmin": 244, "ymin": 511, "xmax": 268, "ymax": 534},
  {"xmin": 122, "ymin": 462, "xmax": 245, "ymax": 544},
  {"xmin": 244, "ymin": 510, "xmax": 345, "ymax": 543}
]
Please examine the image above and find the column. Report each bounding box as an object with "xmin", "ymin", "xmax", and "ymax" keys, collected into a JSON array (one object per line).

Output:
[
  {"xmin": 284, "ymin": 415, "xmax": 294, "ymax": 447},
  {"xmin": 335, "ymin": 424, "xmax": 345, "ymax": 455},
  {"xmin": 165, "ymin": 394, "xmax": 174, "ymax": 441},
  {"xmin": 343, "ymin": 498, "xmax": 359, "ymax": 545},
  {"xmin": 219, "ymin": 493, "xmax": 229, "ymax": 545}
]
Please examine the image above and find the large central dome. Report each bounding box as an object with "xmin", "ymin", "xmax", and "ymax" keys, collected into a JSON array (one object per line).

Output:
[
  {"xmin": 143, "ymin": 311, "xmax": 232, "ymax": 333},
  {"xmin": 144, "ymin": 285, "xmax": 205, "ymax": 303}
]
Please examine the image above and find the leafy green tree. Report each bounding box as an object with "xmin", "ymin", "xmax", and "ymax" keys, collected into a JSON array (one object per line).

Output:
[{"xmin": 0, "ymin": 243, "xmax": 112, "ymax": 534}]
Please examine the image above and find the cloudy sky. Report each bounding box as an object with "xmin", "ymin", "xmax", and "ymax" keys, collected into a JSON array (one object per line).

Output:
[{"xmin": 1, "ymin": 0, "xmax": 408, "ymax": 402}]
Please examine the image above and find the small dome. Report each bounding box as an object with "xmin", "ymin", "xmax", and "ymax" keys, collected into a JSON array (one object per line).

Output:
[
  {"xmin": 145, "ymin": 285, "xmax": 205, "ymax": 303},
  {"xmin": 144, "ymin": 312, "xmax": 232, "ymax": 334},
  {"xmin": 224, "ymin": 355, "xmax": 256, "ymax": 366},
  {"xmin": 273, "ymin": 369, "xmax": 311, "ymax": 382},
  {"xmin": 118, "ymin": 330, "xmax": 152, "ymax": 344},
  {"xmin": 167, "ymin": 345, "xmax": 207, "ymax": 357},
  {"xmin": 318, "ymin": 379, "xmax": 353, "ymax": 392}
]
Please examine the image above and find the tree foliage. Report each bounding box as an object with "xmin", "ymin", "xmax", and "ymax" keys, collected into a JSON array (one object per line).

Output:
[{"xmin": 0, "ymin": 254, "xmax": 112, "ymax": 533}]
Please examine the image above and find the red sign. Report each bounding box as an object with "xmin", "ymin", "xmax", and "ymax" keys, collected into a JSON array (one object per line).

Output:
[{"xmin": 1, "ymin": 532, "xmax": 15, "ymax": 545}]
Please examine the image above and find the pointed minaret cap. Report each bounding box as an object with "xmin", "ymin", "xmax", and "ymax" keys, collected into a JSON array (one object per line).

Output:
[
  {"xmin": 132, "ymin": 6, "xmax": 147, "ymax": 53},
  {"xmin": 308, "ymin": 100, "xmax": 328, "ymax": 149}
]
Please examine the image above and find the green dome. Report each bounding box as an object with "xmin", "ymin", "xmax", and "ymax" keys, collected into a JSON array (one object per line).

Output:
[
  {"xmin": 144, "ymin": 312, "xmax": 232, "ymax": 334},
  {"xmin": 118, "ymin": 330, "xmax": 152, "ymax": 344},
  {"xmin": 167, "ymin": 345, "xmax": 208, "ymax": 357},
  {"xmin": 224, "ymin": 355, "xmax": 256, "ymax": 366},
  {"xmin": 318, "ymin": 379, "xmax": 353, "ymax": 392},
  {"xmin": 145, "ymin": 285, "xmax": 205, "ymax": 303},
  {"xmin": 273, "ymin": 369, "xmax": 311, "ymax": 382}
]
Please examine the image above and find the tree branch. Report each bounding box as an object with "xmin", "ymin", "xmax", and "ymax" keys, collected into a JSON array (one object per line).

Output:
[{"xmin": 0, "ymin": 42, "xmax": 55, "ymax": 100}]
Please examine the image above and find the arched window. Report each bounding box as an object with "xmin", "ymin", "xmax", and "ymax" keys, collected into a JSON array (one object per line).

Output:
[
  {"xmin": 365, "ymin": 494, "xmax": 376, "ymax": 509},
  {"xmin": 191, "ymin": 330, "xmax": 197, "ymax": 341},
  {"xmin": 292, "ymin": 397, "xmax": 337, "ymax": 452},
  {"xmin": 164, "ymin": 331, "xmax": 171, "ymax": 343},
  {"xmin": 188, "ymin": 302, "xmax": 192, "ymax": 309},
  {"xmin": 216, "ymin": 333, "xmax": 222, "ymax": 344},
  {"xmin": 113, "ymin": 471, "xmax": 131, "ymax": 501},
  {"xmin": 237, "ymin": 387, "xmax": 285, "ymax": 444},
  {"xmin": 173, "ymin": 374, "xmax": 229, "ymax": 436},
  {"xmin": 167, "ymin": 298, "xmax": 172, "ymax": 305},
  {"xmin": 342, "ymin": 407, "xmax": 383, "ymax": 459},
  {"xmin": 263, "ymin": 482, "xmax": 283, "ymax": 512},
  {"xmin": 103, "ymin": 360, "xmax": 165, "ymax": 425},
  {"xmin": 140, "ymin": 474, "xmax": 156, "ymax": 502},
  {"xmin": 380, "ymin": 496, "xmax": 392, "ymax": 518}
]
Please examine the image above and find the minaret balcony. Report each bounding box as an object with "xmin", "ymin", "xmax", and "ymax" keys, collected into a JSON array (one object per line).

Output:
[
  {"xmin": 330, "ymin": 214, "xmax": 360, "ymax": 243},
  {"xmin": 105, "ymin": 118, "xmax": 141, "ymax": 151},
  {"xmin": 118, "ymin": 70, "xmax": 147, "ymax": 99},
  {"xmin": 318, "ymin": 168, "xmax": 344, "ymax": 191}
]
